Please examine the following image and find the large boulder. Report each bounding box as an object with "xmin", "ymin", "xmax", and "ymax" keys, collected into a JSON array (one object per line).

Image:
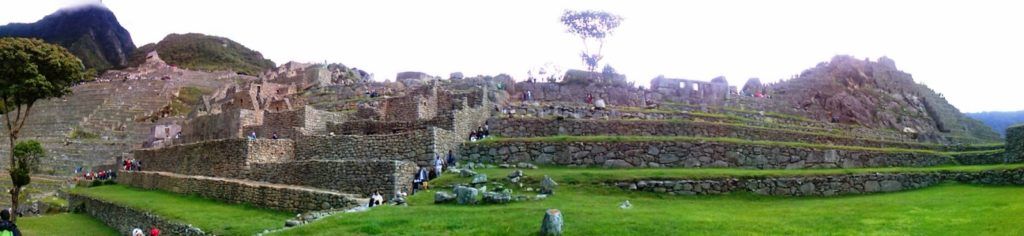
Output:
[
  {"xmin": 471, "ymin": 174, "xmax": 488, "ymax": 185},
  {"xmin": 434, "ymin": 191, "xmax": 456, "ymax": 204},
  {"xmin": 454, "ymin": 186, "xmax": 479, "ymax": 205},
  {"xmin": 482, "ymin": 191, "xmax": 513, "ymax": 204}
]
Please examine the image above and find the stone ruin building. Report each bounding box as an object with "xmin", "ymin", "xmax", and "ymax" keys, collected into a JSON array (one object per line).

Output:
[{"xmin": 117, "ymin": 80, "xmax": 493, "ymax": 212}]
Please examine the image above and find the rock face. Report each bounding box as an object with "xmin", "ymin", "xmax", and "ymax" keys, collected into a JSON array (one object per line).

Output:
[
  {"xmin": 0, "ymin": 5, "xmax": 135, "ymax": 71},
  {"xmin": 769, "ymin": 55, "xmax": 1000, "ymax": 144}
]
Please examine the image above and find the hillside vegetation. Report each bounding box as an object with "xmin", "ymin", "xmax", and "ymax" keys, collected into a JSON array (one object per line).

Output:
[{"xmin": 131, "ymin": 33, "xmax": 275, "ymax": 75}]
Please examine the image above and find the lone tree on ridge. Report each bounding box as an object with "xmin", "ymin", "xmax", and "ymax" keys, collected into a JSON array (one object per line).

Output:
[
  {"xmin": 0, "ymin": 37, "xmax": 85, "ymax": 221},
  {"xmin": 560, "ymin": 10, "xmax": 623, "ymax": 73}
]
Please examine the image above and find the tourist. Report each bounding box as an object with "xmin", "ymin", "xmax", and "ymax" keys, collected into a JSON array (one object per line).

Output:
[
  {"xmin": 1, "ymin": 210, "xmax": 23, "ymax": 236},
  {"xmin": 272, "ymin": 132, "xmax": 279, "ymax": 140},
  {"xmin": 446, "ymin": 150, "xmax": 456, "ymax": 170},
  {"xmin": 149, "ymin": 227, "xmax": 161, "ymax": 236},
  {"xmin": 434, "ymin": 155, "xmax": 444, "ymax": 179},
  {"xmin": 594, "ymin": 97, "xmax": 606, "ymax": 110},
  {"xmin": 248, "ymin": 131, "xmax": 257, "ymax": 140},
  {"xmin": 586, "ymin": 93, "xmax": 594, "ymax": 104},
  {"xmin": 131, "ymin": 228, "xmax": 143, "ymax": 236}
]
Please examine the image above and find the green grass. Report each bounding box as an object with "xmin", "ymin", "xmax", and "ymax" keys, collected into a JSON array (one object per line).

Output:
[
  {"xmin": 475, "ymin": 135, "xmax": 957, "ymax": 155},
  {"xmin": 274, "ymin": 167, "xmax": 1024, "ymax": 235},
  {"xmin": 20, "ymin": 213, "xmax": 118, "ymax": 236},
  {"xmin": 72, "ymin": 185, "xmax": 293, "ymax": 235}
]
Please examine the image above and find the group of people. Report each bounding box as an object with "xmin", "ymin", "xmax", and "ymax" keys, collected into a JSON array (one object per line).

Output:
[
  {"xmin": 130, "ymin": 226, "xmax": 160, "ymax": 236},
  {"xmin": 414, "ymin": 150, "xmax": 458, "ymax": 193},
  {"xmin": 123, "ymin": 158, "xmax": 142, "ymax": 171},
  {"xmin": 469, "ymin": 125, "xmax": 490, "ymax": 142},
  {"xmin": 247, "ymin": 131, "xmax": 281, "ymax": 140},
  {"xmin": 82, "ymin": 169, "xmax": 116, "ymax": 180}
]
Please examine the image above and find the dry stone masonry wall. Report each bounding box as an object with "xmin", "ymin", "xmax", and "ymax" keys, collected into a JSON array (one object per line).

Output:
[
  {"xmin": 134, "ymin": 139, "xmax": 294, "ymax": 177},
  {"xmin": 616, "ymin": 168, "xmax": 1024, "ymax": 196},
  {"xmin": 117, "ymin": 171, "xmax": 361, "ymax": 212},
  {"xmin": 1008, "ymin": 126, "xmax": 1024, "ymax": 162},
  {"xmin": 70, "ymin": 193, "xmax": 206, "ymax": 235},
  {"xmin": 462, "ymin": 141, "xmax": 954, "ymax": 168},
  {"xmin": 492, "ymin": 118, "xmax": 939, "ymax": 150}
]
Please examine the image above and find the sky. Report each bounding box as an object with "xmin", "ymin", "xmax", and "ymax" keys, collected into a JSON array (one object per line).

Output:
[{"xmin": 1, "ymin": 0, "xmax": 1022, "ymax": 112}]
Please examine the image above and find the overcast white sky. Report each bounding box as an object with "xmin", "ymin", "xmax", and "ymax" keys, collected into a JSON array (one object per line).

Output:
[{"xmin": 1, "ymin": 0, "xmax": 1022, "ymax": 112}]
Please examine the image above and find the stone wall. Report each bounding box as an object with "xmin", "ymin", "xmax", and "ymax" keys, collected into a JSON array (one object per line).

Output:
[
  {"xmin": 246, "ymin": 160, "xmax": 418, "ymax": 199},
  {"xmin": 179, "ymin": 109, "xmax": 260, "ymax": 144},
  {"xmin": 1008, "ymin": 125, "xmax": 1024, "ymax": 161},
  {"xmin": 952, "ymin": 150, "xmax": 1016, "ymax": 165},
  {"xmin": 615, "ymin": 168, "xmax": 1024, "ymax": 196},
  {"xmin": 491, "ymin": 118, "xmax": 937, "ymax": 150},
  {"xmin": 117, "ymin": 171, "xmax": 361, "ymax": 212},
  {"xmin": 461, "ymin": 140, "xmax": 954, "ymax": 169},
  {"xmin": 69, "ymin": 193, "xmax": 206, "ymax": 235},
  {"xmin": 134, "ymin": 139, "xmax": 294, "ymax": 177},
  {"xmin": 295, "ymin": 130, "xmax": 434, "ymax": 163}
]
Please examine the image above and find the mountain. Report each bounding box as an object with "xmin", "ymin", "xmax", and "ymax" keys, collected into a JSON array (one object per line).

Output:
[
  {"xmin": 129, "ymin": 33, "xmax": 276, "ymax": 75},
  {"xmin": 768, "ymin": 55, "xmax": 1001, "ymax": 143},
  {"xmin": 0, "ymin": 4, "xmax": 135, "ymax": 71},
  {"xmin": 966, "ymin": 110, "xmax": 1024, "ymax": 137}
]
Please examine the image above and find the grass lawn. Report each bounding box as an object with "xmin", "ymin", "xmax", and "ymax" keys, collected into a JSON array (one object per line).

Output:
[
  {"xmin": 72, "ymin": 185, "xmax": 294, "ymax": 235},
  {"xmin": 274, "ymin": 167, "xmax": 1024, "ymax": 235},
  {"xmin": 19, "ymin": 213, "xmax": 118, "ymax": 236}
]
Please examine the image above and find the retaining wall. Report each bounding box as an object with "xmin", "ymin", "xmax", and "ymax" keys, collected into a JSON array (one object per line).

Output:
[
  {"xmin": 614, "ymin": 168, "xmax": 1024, "ymax": 196},
  {"xmin": 134, "ymin": 139, "xmax": 294, "ymax": 177},
  {"xmin": 461, "ymin": 140, "xmax": 954, "ymax": 169},
  {"xmin": 69, "ymin": 193, "xmax": 206, "ymax": 235},
  {"xmin": 1008, "ymin": 126, "xmax": 1024, "ymax": 161},
  {"xmin": 117, "ymin": 171, "xmax": 361, "ymax": 212},
  {"xmin": 491, "ymin": 118, "xmax": 937, "ymax": 150}
]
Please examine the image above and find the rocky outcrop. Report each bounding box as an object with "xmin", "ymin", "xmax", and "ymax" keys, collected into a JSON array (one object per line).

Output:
[{"xmin": 769, "ymin": 55, "xmax": 1000, "ymax": 144}]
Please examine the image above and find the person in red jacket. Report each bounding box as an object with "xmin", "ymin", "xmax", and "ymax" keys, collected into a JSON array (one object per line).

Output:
[{"xmin": 149, "ymin": 227, "xmax": 160, "ymax": 236}]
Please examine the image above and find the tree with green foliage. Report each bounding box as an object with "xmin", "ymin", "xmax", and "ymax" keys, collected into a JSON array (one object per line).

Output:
[
  {"xmin": 0, "ymin": 37, "xmax": 85, "ymax": 221},
  {"xmin": 560, "ymin": 10, "xmax": 623, "ymax": 72}
]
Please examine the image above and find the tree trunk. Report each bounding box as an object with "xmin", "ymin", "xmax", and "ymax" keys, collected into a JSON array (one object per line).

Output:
[{"xmin": 8, "ymin": 137, "xmax": 17, "ymax": 222}]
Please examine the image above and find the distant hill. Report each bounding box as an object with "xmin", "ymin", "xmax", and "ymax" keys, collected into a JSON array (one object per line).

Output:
[
  {"xmin": 769, "ymin": 55, "xmax": 1001, "ymax": 143},
  {"xmin": 966, "ymin": 110, "xmax": 1024, "ymax": 137},
  {"xmin": 130, "ymin": 33, "xmax": 275, "ymax": 75},
  {"xmin": 0, "ymin": 5, "xmax": 135, "ymax": 71}
]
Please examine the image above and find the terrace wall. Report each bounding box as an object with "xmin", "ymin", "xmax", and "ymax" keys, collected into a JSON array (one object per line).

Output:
[
  {"xmin": 461, "ymin": 140, "xmax": 955, "ymax": 169},
  {"xmin": 614, "ymin": 168, "xmax": 1024, "ymax": 196},
  {"xmin": 69, "ymin": 193, "xmax": 206, "ymax": 235},
  {"xmin": 491, "ymin": 118, "xmax": 936, "ymax": 150},
  {"xmin": 117, "ymin": 171, "xmax": 361, "ymax": 212},
  {"xmin": 1008, "ymin": 126, "xmax": 1024, "ymax": 161}
]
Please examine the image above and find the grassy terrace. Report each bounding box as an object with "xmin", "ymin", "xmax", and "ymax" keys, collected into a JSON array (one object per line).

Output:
[
  {"xmin": 20, "ymin": 213, "xmax": 118, "ymax": 235},
  {"xmin": 501, "ymin": 117, "xmax": 987, "ymax": 151},
  {"xmin": 275, "ymin": 165, "xmax": 1024, "ymax": 235},
  {"xmin": 474, "ymin": 135, "xmax": 999, "ymax": 156},
  {"xmin": 446, "ymin": 164, "xmax": 1024, "ymax": 183},
  {"xmin": 72, "ymin": 185, "xmax": 293, "ymax": 235}
]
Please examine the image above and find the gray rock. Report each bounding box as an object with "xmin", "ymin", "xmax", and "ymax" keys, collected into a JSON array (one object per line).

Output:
[
  {"xmin": 540, "ymin": 209, "xmax": 563, "ymax": 236},
  {"xmin": 540, "ymin": 175, "xmax": 558, "ymax": 195},
  {"xmin": 471, "ymin": 174, "xmax": 488, "ymax": 185},
  {"xmin": 880, "ymin": 180, "xmax": 902, "ymax": 192},
  {"xmin": 603, "ymin": 159, "xmax": 633, "ymax": 168},
  {"xmin": 434, "ymin": 191, "xmax": 456, "ymax": 204},
  {"xmin": 460, "ymin": 169, "xmax": 478, "ymax": 177},
  {"xmin": 864, "ymin": 181, "xmax": 880, "ymax": 192},
  {"xmin": 517, "ymin": 162, "xmax": 538, "ymax": 169},
  {"xmin": 454, "ymin": 186, "xmax": 479, "ymax": 205},
  {"xmin": 483, "ymin": 191, "xmax": 513, "ymax": 204},
  {"xmin": 285, "ymin": 220, "xmax": 301, "ymax": 227}
]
